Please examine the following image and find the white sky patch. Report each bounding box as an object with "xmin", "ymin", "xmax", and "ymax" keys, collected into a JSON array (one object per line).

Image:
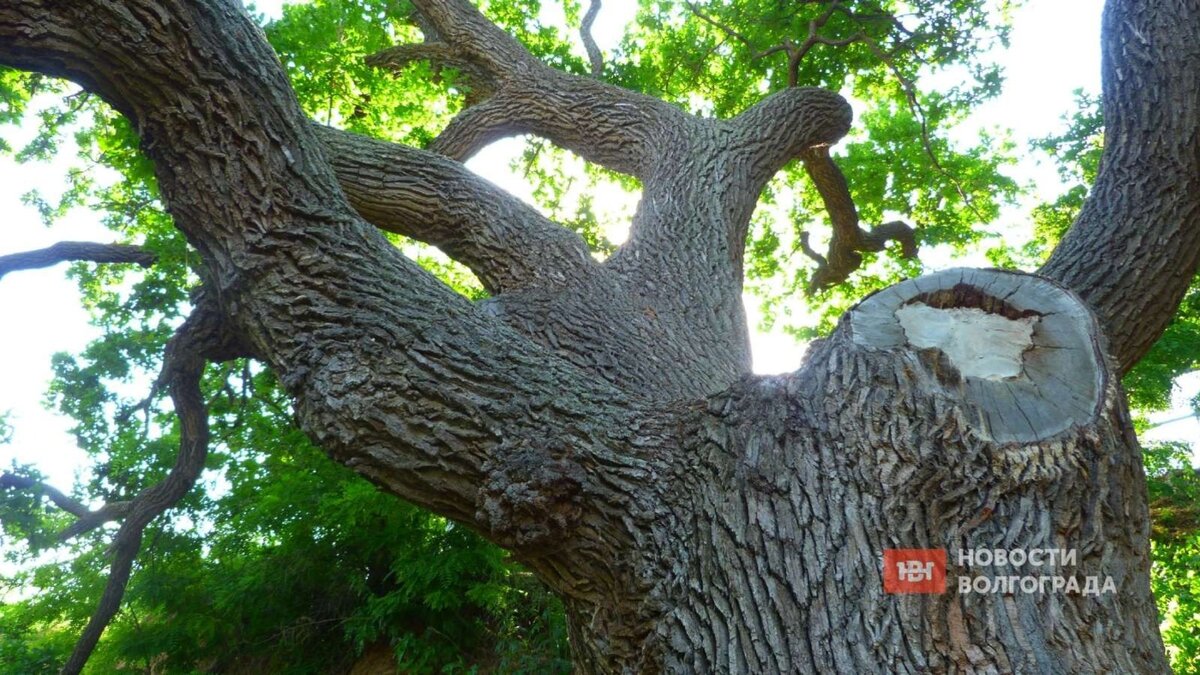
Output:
[
  {"xmin": 248, "ymin": 0, "xmax": 286, "ymax": 20},
  {"xmin": 1, "ymin": 109, "xmax": 112, "ymax": 490},
  {"xmin": 746, "ymin": 296, "xmax": 809, "ymax": 374},
  {"xmin": 1143, "ymin": 371, "xmax": 1200, "ymax": 450}
]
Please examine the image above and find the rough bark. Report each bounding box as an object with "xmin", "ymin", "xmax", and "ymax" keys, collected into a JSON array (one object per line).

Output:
[
  {"xmin": 313, "ymin": 123, "xmax": 595, "ymax": 294},
  {"xmin": 1040, "ymin": 0, "xmax": 1200, "ymax": 374},
  {"xmin": 0, "ymin": 0, "xmax": 1192, "ymax": 672},
  {"xmin": 645, "ymin": 269, "xmax": 1161, "ymax": 673}
]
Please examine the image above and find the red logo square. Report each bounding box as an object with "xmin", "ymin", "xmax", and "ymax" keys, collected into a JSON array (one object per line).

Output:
[{"xmin": 883, "ymin": 549, "xmax": 946, "ymax": 594}]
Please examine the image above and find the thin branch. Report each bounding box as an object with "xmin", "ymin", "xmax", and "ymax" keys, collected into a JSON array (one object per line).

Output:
[
  {"xmin": 61, "ymin": 348, "xmax": 209, "ymax": 674},
  {"xmin": 793, "ymin": 4, "xmax": 981, "ymax": 217},
  {"xmin": 787, "ymin": 2, "xmax": 847, "ymax": 83},
  {"xmin": 858, "ymin": 38, "xmax": 988, "ymax": 223},
  {"xmin": 797, "ymin": 231, "xmax": 828, "ymax": 268},
  {"xmin": 0, "ymin": 473, "xmax": 109, "ymax": 521},
  {"xmin": 685, "ymin": 1, "xmax": 781, "ymax": 59},
  {"xmin": 0, "ymin": 470, "xmax": 125, "ymax": 528},
  {"xmin": 581, "ymin": 0, "xmax": 604, "ymax": 78},
  {"xmin": 684, "ymin": 0, "xmax": 854, "ymax": 87},
  {"xmin": 684, "ymin": 1, "xmax": 983, "ymax": 220},
  {"xmin": 58, "ymin": 501, "xmax": 134, "ymax": 540},
  {"xmin": 798, "ymin": 146, "xmax": 917, "ymax": 292},
  {"xmin": 0, "ymin": 241, "xmax": 154, "ymax": 280},
  {"xmin": 0, "ymin": 241, "xmax": 168, "ymax": 541},
  {"xmin": 56, "ymin": 295, "xmax": 248, "ymax": 675}
]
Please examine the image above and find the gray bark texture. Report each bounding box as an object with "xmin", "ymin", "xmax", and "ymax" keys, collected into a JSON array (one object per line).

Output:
[{"xmin": 0, "ymin": 0, "xmax": 1193, "ymax": 672}]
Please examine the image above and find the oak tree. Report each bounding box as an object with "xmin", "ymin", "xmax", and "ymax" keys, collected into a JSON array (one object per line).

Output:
[{"xmin": 0, "ymin": 0, "xmax": 1196, "ymax": 672}]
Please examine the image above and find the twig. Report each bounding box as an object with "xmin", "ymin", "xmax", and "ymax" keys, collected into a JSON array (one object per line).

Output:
[
  {"xmin": 581, "ymin": 0, "xmax": 604, "ymax": 78},
  {"xmin": 858, "ymin": 39, "xmax": 988, "ymax": 223}
]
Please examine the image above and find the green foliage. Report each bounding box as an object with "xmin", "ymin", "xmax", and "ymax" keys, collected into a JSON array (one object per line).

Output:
[
  {"xmin": 1146, "ymin": 442, "xmax": 1200, "ymax": 543},
  {"xmin": 266, "ymin": 0, "xmax": 446, "ymax": 143},
  {"xmin": 1146, "ymin": 443, "xmax": 1200, "ymax": 675},
  {"xmin": 1126, "ymin": 280, "xmax": 1200, "ymax": 412},
  {"xmin": 7, "ymin": 336, "xmax": 571, "ymax": 672},
  {"xmin": 1023, "ymin": 89, "xmax": 1103, "ymax": 260},
  {"xmin": 0, "ymin": 465, "xmax": 72, "ymax": 556},
  {"xmin": 1154, "ymin": 533, "xmax": 1200, "ymax": 675},
  {"xmin": 0, "ymin": 71, "xmax": 59, "ymax": 154}
]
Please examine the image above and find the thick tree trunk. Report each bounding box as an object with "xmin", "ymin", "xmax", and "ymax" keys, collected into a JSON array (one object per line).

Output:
[
  {"xmin": 0, "ymin": 0, "xmax": 1191, "ymax": 673},
  {"xmin": 636, "ymin": 269, "xmax": 1164, "ymax": 673}
]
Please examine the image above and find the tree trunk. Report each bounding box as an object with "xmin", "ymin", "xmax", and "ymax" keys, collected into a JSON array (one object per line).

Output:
[
  {"xmin": 635, "ymin": 269, "xmax": 1163, "ymax": 673},
  {"xmin": 0, "ymin": 0, "xmax": 1193, "ymax": 672}
]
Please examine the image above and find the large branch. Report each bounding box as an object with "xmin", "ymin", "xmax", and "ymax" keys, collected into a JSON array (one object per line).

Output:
[
  {"xmin": 368, "ymin": 0, "xmax": 685, "ymax": 178},
  {"xmin": 0, "ymin": 241, "xmax": 154, "ymax": 280},
  {"xmin": 400, "ymin": 0, "xmax": 532, "ymax": 71},
  {"xmin": 603, "ymin": 85, "xmax": 853, "ymax": 283},
  {"xmin": 364, "ymin": 41, "xmax": 499, "ymax": 104},
  {"xmin": 424, "ymin": 75, "xmax": 674, "ymax": 175},
  {"xmin": 314, "ymin": 124, "xmax": 595, "ymax": 293},
  {"xmin": 1040, "ymin": 0, "xmax": 1200, "ymax": 374}
]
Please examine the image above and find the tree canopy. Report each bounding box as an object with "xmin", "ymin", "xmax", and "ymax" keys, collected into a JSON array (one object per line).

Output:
[{"xmin": 0, "ymin": 0, "xmax": 1197, "ymax": 672}]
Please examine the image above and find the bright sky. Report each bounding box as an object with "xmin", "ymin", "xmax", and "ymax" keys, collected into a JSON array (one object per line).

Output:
[{"xmin": 0, "ymin": 0, "xmax": 1195, "ymax": 503}]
